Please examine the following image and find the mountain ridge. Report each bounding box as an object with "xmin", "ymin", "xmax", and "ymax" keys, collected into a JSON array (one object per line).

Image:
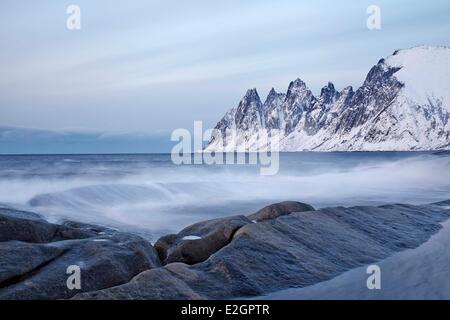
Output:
[{"xmin": 206, "ymin": 46, "xmax": 450, "ymax": 151}]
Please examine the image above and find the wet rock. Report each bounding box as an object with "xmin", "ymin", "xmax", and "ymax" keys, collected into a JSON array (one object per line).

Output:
[
  {"xmin": 0, "ymin": 208, "xmax": 97, "ymax": 243},
  {"xmin": 155, "ymin": 215, "xmax": 251, "ymax": 265},
  {"xmin": 76, "ymin": 264, "xmax": 203, "ymax": 300},
  {"xmin": 0, "ymin": 208, "xmax": 161, "ymax": 300},
  {"xmin": 0, "ymin": 241, "xmax": 65, "ymax": 286},
  {"xmin": 247, "ymin": 201, "xmax": 314, "ymax": 222}
]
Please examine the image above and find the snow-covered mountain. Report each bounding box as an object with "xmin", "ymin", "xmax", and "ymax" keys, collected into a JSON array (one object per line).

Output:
[{"xmin": 206, "ymin": 46, "xmax": 450, "ymax": 151}]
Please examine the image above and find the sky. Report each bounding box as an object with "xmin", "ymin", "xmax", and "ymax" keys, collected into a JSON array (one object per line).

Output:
[{"xmin": 0, "ymin": 0, "xmax": 449, "ymax": 153}]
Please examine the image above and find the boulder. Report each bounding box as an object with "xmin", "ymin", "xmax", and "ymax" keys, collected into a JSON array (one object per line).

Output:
[
  {"xmin": 0, "ymin": 208, "xmax": 161, "ymax": 300},
  {"xmin": 0, "ymin": 208, "xmax": 96, "ymax": 243},
  {"xmin": 247, "ymin": 201, "xmax": 315, "ymax": 222},
  {"xmin": 76, "ymin": 264, "xmax": 203, "ymax": 300},
  {"xmin": 155, "ymin": 215, "xmax": 251, "ymax": 265}
]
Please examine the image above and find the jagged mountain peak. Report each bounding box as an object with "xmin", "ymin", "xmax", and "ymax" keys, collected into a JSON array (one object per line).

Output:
[
  {"xmin": 323, "ymin": 81, "xmax": 335, "ymax": 90},
  {"xmin": 264, "ymin": 88, "xmax": 284, "ymax": 103},
  {"xmin": 264, "ymin": 88, "xmax": 280, "ymax": 103},
  {"xmin": 286, "ymin": 78, "xmax": 308, "ymax": 93},
  {"xmin": 263, "ymin": 88, "xmax": 286, "ymax": 130},
  {"xmin": 268, "ymin": 87, "xmax": 277, "ymax": 95},
  {"xmin": 334, "ymin": 86, "xmax": 354, "ymax": 110},
  {"xmin": 340, "ymin": 86, "xmax": 354, "ymax": 95},
  {"xmin": 284, "ymin": 78, "xmax": 314, "ymax": 103},
  {"xmin": 233, "ymin": 88, "xmax": 264, "ymax": 131},
  {"xmin": 243, "ymin": 88, "xmax": 260, "ymax": 101},
  {"xmin": 283, "ymin": 78, "xmax": 316, "ymax": 134},
  {"xmin": 320, "ymin": 82, "xmax": 338, "ymax": 104}
]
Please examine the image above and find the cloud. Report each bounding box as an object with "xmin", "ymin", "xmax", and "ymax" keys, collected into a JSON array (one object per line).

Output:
[{"xmin": 1, "ymin": 0, "xmax": 449, "ymax": 137}]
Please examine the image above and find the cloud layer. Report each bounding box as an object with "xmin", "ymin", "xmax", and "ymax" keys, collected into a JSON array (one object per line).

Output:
[{"xmin": 0, "ymin": 0, "xmax": 449, "ymax": 141}]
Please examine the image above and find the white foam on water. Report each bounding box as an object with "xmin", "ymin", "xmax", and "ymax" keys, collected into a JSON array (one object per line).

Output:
[{"xmin": 0, "ymin": 153, "xmax": 449, "ymax": 238}]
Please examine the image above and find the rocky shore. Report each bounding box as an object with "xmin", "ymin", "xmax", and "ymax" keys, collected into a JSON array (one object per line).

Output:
[{"xmin": 1, "ymin": 200, "xmax": 449, "ymax": 300}]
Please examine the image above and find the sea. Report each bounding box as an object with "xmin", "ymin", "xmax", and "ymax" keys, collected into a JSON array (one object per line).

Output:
[{"xmin": 1, "ymin": 152, "xmax": 449, "ymax": 241}]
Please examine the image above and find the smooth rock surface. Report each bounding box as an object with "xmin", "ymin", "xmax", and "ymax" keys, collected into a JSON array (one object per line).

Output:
[
  {"xmin": 256, "ymin": 216, "xmax": 450, "ymax": 300},
  {"xmin": 247, "ymin": 201, "xmax": 315, "ymax": 222},
  {"xmin": 76, "ymin": 202, "xmax": 450, "ymax": 300},
  {"xmin": 154, "ymin": 215, "xmax": 251, "ymax": 265}
]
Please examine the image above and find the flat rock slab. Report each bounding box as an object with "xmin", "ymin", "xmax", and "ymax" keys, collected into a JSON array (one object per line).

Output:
[{"xmin": 76, "ymin": 202, "xmax": 450, "ymax": 300}]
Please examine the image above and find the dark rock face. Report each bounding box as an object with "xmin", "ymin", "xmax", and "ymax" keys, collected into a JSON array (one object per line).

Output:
[
  {"xmin": 234, "ymin": 89, "xmax": 264, "ymax": 131},
  {"xmin": 0, "ymin": 208, "xmax": 161, "ymax": 300},
  {"xmin": 283, "ymin": 78, "xmax": 317, "ymax": 135},
  {"xmin": 247, "ymin": 201, "xmax": 315, "ymax": 222},
  {"xmin": 154, "ymin": 215, "xmax": 251, "ymax": 265},
  {"xmin": 338, "ymin": 63, "xmax": 403, "ymax": 134},
  {"xmin": 76, "ymin": 202, "xmax": 450, "ymax": 300},
  {"xmin": 263, "ymin": 88, "xmax": 286, "ymax": 130},
  {"xmin": 0, "ymin": 208, "xmax": 94, "ymax": 243},
  {"xmin": 319, "ymin": 82, "xmax": 338, "ymax": 105}
]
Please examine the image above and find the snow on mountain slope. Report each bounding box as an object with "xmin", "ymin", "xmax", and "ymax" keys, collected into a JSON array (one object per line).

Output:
[
  {"xmin": 205, "ymin": 46, "xmax": 450, "ymax": 152},
  {"xmin": 386, "ymin": 46, "xmax": 450, "ymax": 111}
]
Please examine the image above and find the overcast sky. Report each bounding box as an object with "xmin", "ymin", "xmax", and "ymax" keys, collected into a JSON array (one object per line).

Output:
[{"xmin": 1, "ymin": 0, "xmax": 449, "ymax": 138}]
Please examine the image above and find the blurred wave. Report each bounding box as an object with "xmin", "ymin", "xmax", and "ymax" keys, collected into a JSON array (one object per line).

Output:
[{"xmin": 0, "ymin": 152, "xmax": 449, "ymax": 240}]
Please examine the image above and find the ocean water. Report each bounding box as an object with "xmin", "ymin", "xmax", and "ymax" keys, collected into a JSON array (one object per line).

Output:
[{"xmin": 1, "ymin": 152, "xmax": 449, "ymax": 241}]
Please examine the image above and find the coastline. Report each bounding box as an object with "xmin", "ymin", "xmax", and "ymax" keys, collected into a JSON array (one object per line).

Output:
[{"xmin": 1, "ymin": 200, "xmax": 450, "ymax": 300}]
